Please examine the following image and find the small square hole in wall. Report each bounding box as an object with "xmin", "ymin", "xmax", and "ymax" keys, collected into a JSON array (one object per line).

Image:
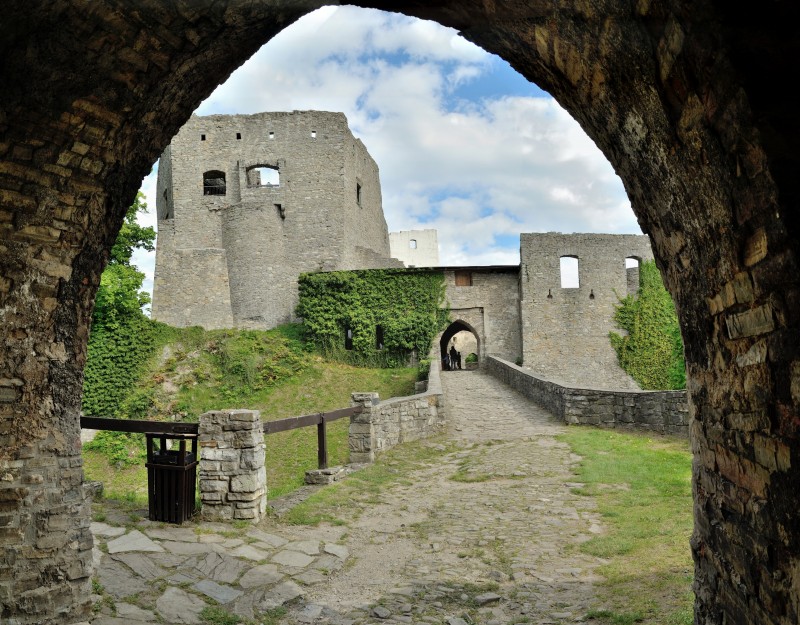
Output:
[
  {"xmin": 455, "ymin": 271, "xmax": 472, "ymax": 287},
  {"xmin": 236, "ymin": 132, "xmax": 241, "ymax": 140},
  {"xmin": 311, "ymin": 130, "xmax": 317, "ymax": 138},
  {"xmin": 201, "ymin": 134, "xmax": 206, "ymax": 141}
]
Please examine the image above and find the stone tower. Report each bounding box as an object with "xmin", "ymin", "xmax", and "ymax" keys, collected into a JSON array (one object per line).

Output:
[{"xmin": 152, "ymin": 110, "xmax": 400, "ymax": 329}]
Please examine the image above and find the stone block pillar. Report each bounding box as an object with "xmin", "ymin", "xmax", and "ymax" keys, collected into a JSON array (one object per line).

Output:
[
  {"xmin": 349, "ymin": 392, "xmax": 380, "ymax": 463},
  {"xmin": 198, "ymin": 410, "xmax": 266, "ymax": 522}
]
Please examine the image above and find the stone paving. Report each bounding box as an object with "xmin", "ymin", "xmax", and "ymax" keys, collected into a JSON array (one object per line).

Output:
[{"xmin": 83, "ymin": 369, "xmax": 606, "ymax": 625}]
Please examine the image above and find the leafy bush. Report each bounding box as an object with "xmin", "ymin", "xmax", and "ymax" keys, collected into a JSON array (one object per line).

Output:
[
  {"xmin": 609, "ymin": 260, "xmax": 686, "ymax": 390},
  {"xmin": 84, "ymin": 430, "xmax": 146, "ymax": 468}
]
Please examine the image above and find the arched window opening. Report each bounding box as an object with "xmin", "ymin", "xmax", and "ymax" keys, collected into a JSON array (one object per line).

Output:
[
  {"xmin": 246, "ymin": 165, "xmax": 280, "ymax": 188},
  {"xmin": 560, "ymin": 256, "xmax": 579, "ymax": 288},
  {"xmin": 625, "ymin": 256, "xmax": 641, "ymax": 296},
  {"xmin": 203, "ymin": 170, "xmax": 226, "ymax": 196},
  {"xmin": 409, "ymin": 239, "xmax": 417, "ymax": 249},
  {"xmin": 376, "ymin": 325, "xmax": 384, "ymax": 350}
]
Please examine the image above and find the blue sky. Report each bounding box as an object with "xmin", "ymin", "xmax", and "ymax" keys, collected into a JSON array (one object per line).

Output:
[{"xmin": 134, "ymin": 6, "xmax": 641, "ymax": 299}]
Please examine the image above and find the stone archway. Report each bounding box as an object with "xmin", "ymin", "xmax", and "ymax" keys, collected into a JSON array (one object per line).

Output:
[
  {"xmin": 2, "ymin": 3, "xmax": 799, "ymax": 623},
  {"xmin": 440, "ymin": 320, "xmax": 480, "ymax": 370}
]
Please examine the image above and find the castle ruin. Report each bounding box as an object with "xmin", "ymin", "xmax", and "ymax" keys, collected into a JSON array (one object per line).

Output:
[
  {"xmin": 152, "ymin": 111, "xmax": 402, "ymax": 330},
  {"xmin": 153, "ymin": 112, "xmax": 653, "ymax": 390}
]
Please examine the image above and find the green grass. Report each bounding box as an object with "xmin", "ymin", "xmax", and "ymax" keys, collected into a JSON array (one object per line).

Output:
[
  {"xmin": 199, "ymin": 605, "xmax": 286, "ymax": 625},
  {"xmin": 559, "ymin": 427, "xmax": 694, "ymax": 625},
  {"xmin": 82, "ymin": 324, "xmax": 419, "ymax": 502}
]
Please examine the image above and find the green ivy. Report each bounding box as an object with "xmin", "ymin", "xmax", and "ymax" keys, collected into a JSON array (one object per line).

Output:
[
  {"xmin": 296, "ymin": 268, "xmax": 449, "ymax": 366},
  {"xmin": 609, "ymin": 260, "xmax": 686, "ymax": 390},
  {"xmin": 82, "ymin": 314, "xmax": 173, "ymax": 418}
]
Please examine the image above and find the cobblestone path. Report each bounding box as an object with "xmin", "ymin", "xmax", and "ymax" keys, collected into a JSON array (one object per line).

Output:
[{"xmin": 85, "ymin": 369, "xmax": 606, "ymax": 625}]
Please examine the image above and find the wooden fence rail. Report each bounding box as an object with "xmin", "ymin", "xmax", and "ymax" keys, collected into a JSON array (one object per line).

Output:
[{"xmin": 80, "ymin": 404, "xmax": 363, "ymax": 470}]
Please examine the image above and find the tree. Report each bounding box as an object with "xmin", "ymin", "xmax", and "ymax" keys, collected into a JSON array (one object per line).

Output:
[
  {"xmin": 92, "ymin": 191, "xmax": 156, "ymax": 327},
  {"xmin": 83, "ymin": 190, "xmax": 160, "ymax": 417},
  {"xmin": 110, "ymin": 191, "xmax": 156, "ymax": 266}
]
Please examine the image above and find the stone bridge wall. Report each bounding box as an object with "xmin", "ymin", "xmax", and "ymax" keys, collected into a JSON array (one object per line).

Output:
[
  {"xmin": 349, "ymin": 351, "xmax": 445, "ymax": 462},
  {"xmin": 485, "ymin": 356, "xmax": 689, "ymax": 436}
]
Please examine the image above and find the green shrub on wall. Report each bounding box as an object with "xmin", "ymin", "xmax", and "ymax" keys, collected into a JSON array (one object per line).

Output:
[
  {"xmin": 296, "ymin": 268, "xmax": 449, "ymax": 366},
  {"xmin": 610, "ymin": 260, "xmax": 686, "ymax": 390}
]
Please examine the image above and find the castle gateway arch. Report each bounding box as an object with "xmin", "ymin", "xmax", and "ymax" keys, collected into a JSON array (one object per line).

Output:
[{"xmin": 1, "ymin": 2, "xmax": 798, "ymax": 623}]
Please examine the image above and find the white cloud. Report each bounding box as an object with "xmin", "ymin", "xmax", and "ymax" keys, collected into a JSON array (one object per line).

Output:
[{"xmin": 134, "ymin": 5, "xmax": 639, "ymax": 300}]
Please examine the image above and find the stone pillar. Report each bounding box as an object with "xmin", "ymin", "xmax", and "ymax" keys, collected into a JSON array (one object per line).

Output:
[
  {"xmin": 198, "ymin": 410, "xmax": 266, "ymax": 523},
  {"xmin": 349, "ymin": 393, "xmax": 380, "ymax": 463}
]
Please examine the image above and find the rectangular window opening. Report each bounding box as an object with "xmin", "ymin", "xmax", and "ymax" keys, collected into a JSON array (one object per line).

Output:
[
  {"xmin": 269, "ymin": 131, "xmax": 275, "ymax": 140},
  {"xmin": 236, "ymin": 132, "xmax": 241, "ymax": 140},
  {"xmin": 345, "ymin": 326, "xmax": 353, "ymax": 351},
  {"xmin": 201, "ymin": 134, "xmax": 206, "ymax": 141},
  {"xmin": 275, "ymin": 204, "xmax": 285, "ymax": 220},
  {"xmin": 455, "ymin": 271, "xmax": 473, "ymax": 287},
  {"xmin": 311, "ymin": 130, "xmax": 317, "ymax": 138},
  {"xmin": 356, "ymin": 183, "xmax": 362, "ymax": 206},
  {"xmin": 560, "ymin": 256, "xmax": 580, "ymax": 288}
]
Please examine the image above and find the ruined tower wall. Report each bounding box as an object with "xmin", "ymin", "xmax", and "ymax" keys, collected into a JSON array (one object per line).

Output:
[
  {"xmin": 519, "ymin": 232, "xmax": 653, "ymax": 389},
  {"xmin": 153, "ymin": 111, "xmax": 394, "ymax": 329},
  {"xmin": 341, "ymin": 136, "xmax": 396, "ymax": 269}
]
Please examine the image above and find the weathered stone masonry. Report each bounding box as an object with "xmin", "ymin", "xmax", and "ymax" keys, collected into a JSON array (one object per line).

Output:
[
  {"xmin": 198, "ymin": 410, "xmax": 267, "ymax": 523},
  {"xmin": 486, "ymin": 356, "xmax": 689, "ymax": 436},
  {"xmin": 153, "ymin": 111, "xmax": 401, "ymax": 330},
  {"xmin": 438, "ymin": 232, "xmax": 651, "ymax": 390},
  {"xmin": 519, "ymin": 233, "xmax": 653, "ymax": 389},
  {"xmin": 350, "ymin": 349, "xmax": 445, "ymax": 463},
  {"xmin": 3, "ymin": 3, "xmax": 800, "ymax": 624}
]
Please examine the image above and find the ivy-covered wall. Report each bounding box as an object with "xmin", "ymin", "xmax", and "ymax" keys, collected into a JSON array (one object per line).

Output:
[
  {"xmin": 296, "ymin": 268, "xmax": 449, "ymax": 366},
  {"xmin": 610, "ymin": 260, "xmax": 686, "ymax": 390},
  {"xmin": 81, "ymin": 316, "xmax": 170, "ymax": 418}
]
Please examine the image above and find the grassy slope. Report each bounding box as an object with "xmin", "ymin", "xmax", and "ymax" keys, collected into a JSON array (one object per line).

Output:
[
  {"xmin": 83, "ymin": 324, "xmax": 418, "ymax": 501},
  {"xmin": 559, "ymin": 427, "xmax": 694, "ymax": 625}
]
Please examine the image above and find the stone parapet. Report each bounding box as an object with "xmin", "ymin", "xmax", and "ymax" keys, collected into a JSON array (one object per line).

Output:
[
  {"xmin": 198, "ymin": 410, "xmax": 267, "ymax": 522},
  {"xmin": 485, "ymin": 356, "xmax": 689, "ymax": 436},
  {"xmin": 349, "ymin": 351, "xmax": 445, "ymax": 462}
]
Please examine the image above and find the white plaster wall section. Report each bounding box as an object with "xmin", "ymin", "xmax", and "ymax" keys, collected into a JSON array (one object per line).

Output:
[{"xmin": 389, "ymin": 229, "xmax": 440, "ymax": 267}]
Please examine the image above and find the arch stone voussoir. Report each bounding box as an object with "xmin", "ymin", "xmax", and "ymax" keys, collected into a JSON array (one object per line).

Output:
[{"xmin": 1, "ymin": 2, "xmax": 799, "ymax": 623}]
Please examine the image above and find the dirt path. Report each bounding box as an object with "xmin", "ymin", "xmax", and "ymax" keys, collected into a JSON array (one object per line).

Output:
[{"xmin": 294, "ymin": 369, "xmax": 606, "ymax": 624}]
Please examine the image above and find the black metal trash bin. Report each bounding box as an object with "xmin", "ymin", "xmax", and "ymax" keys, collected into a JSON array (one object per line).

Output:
[{"xmin": 145, "ymin": 433, "xmax": 198, "ymax": 524}]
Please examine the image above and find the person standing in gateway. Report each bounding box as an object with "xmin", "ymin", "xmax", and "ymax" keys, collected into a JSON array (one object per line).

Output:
[{"xmin": 449, "ymin": 345, "xmax": 460, "ymax": 370}]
